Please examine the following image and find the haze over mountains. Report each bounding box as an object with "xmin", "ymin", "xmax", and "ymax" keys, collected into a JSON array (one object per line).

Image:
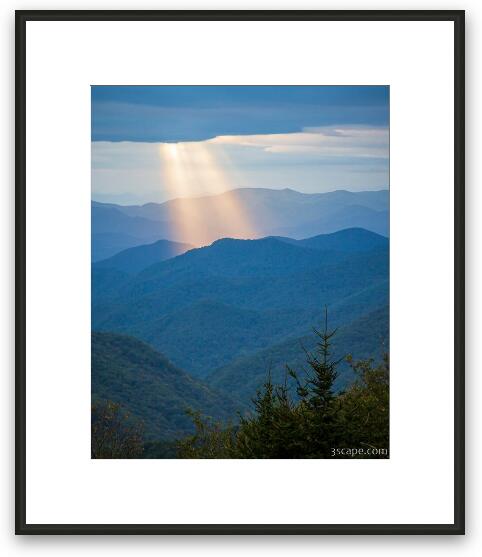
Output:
[
  {"xmin": 91, "ymin": 85, "xmax": 390, "ymax": 455},
  {"xmin": 92, "ymin": 187, "xmax": 389, "ymax": 441},
  {"xmin": 92, "ymin": 187, "xmax": 388, "ymax": 261},
  {"xmin": 94, "ymin": 239, "xmax": 194, "ymax": 274},
  {"xmin": 92, "ymin": 225, "xmax": 388, "ymax": 441}
]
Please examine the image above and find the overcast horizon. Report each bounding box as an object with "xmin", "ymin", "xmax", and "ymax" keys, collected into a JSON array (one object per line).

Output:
[{"xmin": 92, "ymin": 86, "xmax": 389, "ymax": 205}]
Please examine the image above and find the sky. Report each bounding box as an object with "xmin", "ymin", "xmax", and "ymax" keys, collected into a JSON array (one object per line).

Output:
[{"xmin": 92, "ymin": 86, "xmax": 389, "ymax": 205}]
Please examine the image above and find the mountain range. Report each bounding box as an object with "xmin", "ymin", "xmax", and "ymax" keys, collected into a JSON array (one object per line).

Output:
[
  {"xmin": 92, "ymin": 188, "xmax": 388, "ymax": 260},
  {"xmin": 92, "ymin": 228, "xmax": 388, "ymax": 413},
  {"xmin": 92, "ymin": 186, "xmax": 389, "ymax": 444},
  {"xmin": 94, "ymin": 238, "xmax": 193, "ymax": 274}
]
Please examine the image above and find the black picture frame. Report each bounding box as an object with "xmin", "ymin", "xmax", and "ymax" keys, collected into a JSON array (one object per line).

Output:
[{"xmin": 15, "ymin": 9, "xmax": 465, "ymax": 535}]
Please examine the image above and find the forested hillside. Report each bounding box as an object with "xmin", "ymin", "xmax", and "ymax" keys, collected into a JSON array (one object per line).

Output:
[
  {"xmin": 92, "ymin": 227, "xmax": 389, "ymax": 457},
  {"xmin": 177, "ymin": 322, "xmax": 389, "ymax": 459},
  {"xmin": 91, "ymin": 324, "xmax": 389, "ymax": 459},
  {"xmin": 92, "ymin": 230, "xmax": 388, "ymax": 381},
  {"xmin": 208, "ymin": 306, "xmax": 388, "ymax": 403},
  {"xmin": 92, "ymin": 332, "xmax": 243, "ymax": 440}
]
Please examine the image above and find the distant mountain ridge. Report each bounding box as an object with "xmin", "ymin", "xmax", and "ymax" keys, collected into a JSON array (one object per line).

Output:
[
  {"xmin": 92, "ymin": 188, "xmax": 388, "ymax": 259},
  {"xmin": 275, "ymin": 227, "xmax": 388, "ymax": 252},
  {"xmin": 95, "ymin": 187, "xmax": 388, "ymax": 217},
  {"xmin": 94, "ymin": 238, "xmax": 194, "ymax": 274},
  {"xmin": 91, "ymin": 205, "xmax": 170, "ymax": 261},
  {"xmin": 93, "ymin": 227, "xmax": 388, "ymax": 276}
]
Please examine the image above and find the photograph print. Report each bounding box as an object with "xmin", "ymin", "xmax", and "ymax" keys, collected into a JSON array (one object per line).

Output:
[{"xmin": 91, "ymin": 85, "xmax": 389, "ymax": 459}]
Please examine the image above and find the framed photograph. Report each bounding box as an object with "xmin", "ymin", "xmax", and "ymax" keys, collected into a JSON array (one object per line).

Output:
[{"xmin": 16, "ymin": 10, "xmax": 464, "ymax": 534}]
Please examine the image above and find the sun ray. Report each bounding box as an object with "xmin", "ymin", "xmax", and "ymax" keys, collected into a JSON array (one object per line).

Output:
[{"xmin": 158, "ymin": 141, "xmax": 258, "ymax": 246}]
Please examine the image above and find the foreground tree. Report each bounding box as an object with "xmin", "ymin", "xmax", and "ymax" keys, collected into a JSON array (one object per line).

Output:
[
  {"xmin": 176, "ymin": 313, "xmax": 389, "ymax": 459},
  {"xmin": 287, "ymin": 311, "xmax": 343, "ymax": 457},
  {"xmin": 336, "ymin": 354, "xmax": 389, "ymax": 456},
  {"xmin": 177, "ymin": 410, "xmax": 237, "ymax": 458},
  {"xmin": 91, "ymin": 400, "xmax": 144, "ymax": 459}
]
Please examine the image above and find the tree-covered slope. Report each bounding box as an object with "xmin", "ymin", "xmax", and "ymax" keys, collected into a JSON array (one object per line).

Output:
[
  {"xmin": 207, "ymin": 305, "xmax": 389, "ymax": 404},
  {"xmin": 112, "ymin": 301, "xmax": 326, "ymax": 378},
  {"xmin": 94, "ymin": 238, "xmax": 388, "ymax": 325},
  {"xmin": 92, "ymin": 231, "xmax": 388, "ymax": 383},
  {"xmin": 92, "ymin": 267, "xmax": 132, "ymax": 304},
  {"xmin": 91, "ymin": 332, "xmax": 243, "ymax": 440}
]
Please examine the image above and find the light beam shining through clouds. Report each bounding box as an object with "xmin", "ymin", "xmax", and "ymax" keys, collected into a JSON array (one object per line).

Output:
[
  {"xmin": 158, "ymin": 142, "xmax": 257, "ymax": 246},
  {"xmin": 91, "ymin": 86, "xmax": 390, "ymax": 242}
]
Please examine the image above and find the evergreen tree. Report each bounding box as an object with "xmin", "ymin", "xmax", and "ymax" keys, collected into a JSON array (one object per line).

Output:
[
  {"xmin": 235, "ymin": 375, "xmax": 303, "ymax": 458},
  {"xmin": 287, "ymin": 308, "xmax": 343, "ymax": 457},
  {"xmin": 175, "ymin": 312, "xmax": 389, "ymax": 459},
  {"xmin": 337, "ymin": 354, "xmax": 389, "ymax": 457}
]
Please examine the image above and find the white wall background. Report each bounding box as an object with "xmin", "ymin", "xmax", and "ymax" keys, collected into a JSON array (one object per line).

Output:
[{"xmin": 0, "ymin": 0, "xmax": 477, "ymax": 554}]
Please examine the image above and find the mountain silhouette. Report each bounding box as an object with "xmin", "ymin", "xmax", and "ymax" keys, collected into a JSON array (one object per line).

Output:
[
  {"xmin": 92, "ymin": 188, "xmax": 388, "ymax": 257},
  {"xmin": 94, "ymin": 238, "xmax": 194, "ymax": 274}
]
